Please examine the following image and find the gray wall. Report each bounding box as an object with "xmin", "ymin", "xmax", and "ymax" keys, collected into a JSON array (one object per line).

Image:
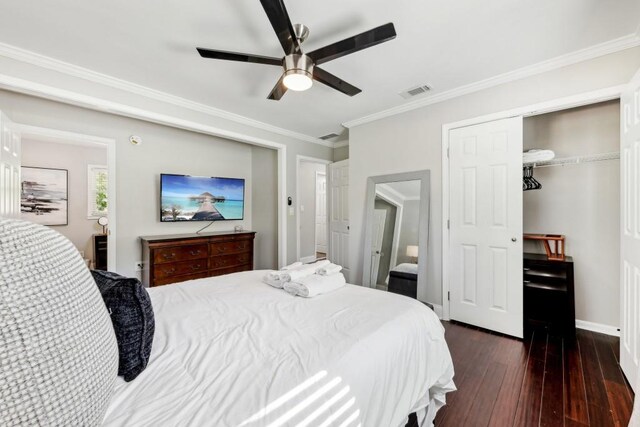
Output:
[
  {"xmin": 374, "ymin": 197, "xmax": 397, "ymax": 284},
  {"xmin": 396, "ymin": 200, "xmax": 420, "ymax": 265},
  {"xmin": 349, "ymin": 47, "xmax": 640, "ymax": 313},
  {"xmin": 333, "ymin": 145, "xmax": 349, "ymax": 162},
  {"xmin": 299, "ymin": 161, "xmax": 327, "ymax": 259},
  {"xmin": 251, "ymin": 145, "xmax": 278, "ymax": 270},
  {"xmin": 22, "ymin": 138, "xmax": 107, "ymax": 261},
  {"xmin": 523, "ymin": 100, "xmax": 620, "ymax": 326}
]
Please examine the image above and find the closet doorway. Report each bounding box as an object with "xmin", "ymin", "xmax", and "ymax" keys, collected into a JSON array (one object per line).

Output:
[
  {"xmin": 443, "ymin": 84, "xmax": 634, "ymax": 343},
  {"xmin": 296, "ymin": 155, "xmax": 331, "ymax": 263}
]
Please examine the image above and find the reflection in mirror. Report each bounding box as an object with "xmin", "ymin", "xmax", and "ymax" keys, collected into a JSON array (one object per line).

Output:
[
  {"xmin": 362, "ymin": 170, "xmax": 431, "ymax": 308},
  {"xmin": 370, "ymin": 180, "xmax": 421, "ymax": 291}
]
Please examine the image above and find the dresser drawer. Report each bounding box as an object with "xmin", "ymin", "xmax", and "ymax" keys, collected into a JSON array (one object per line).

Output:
[
  {"xmin": 210, "ymin": 253, "xmax": 251, "ymax": 270},
  {"xmin": 210, "ymin": 240, "xmax": 252, "ymax": 256},
  {"xmin": 153, "ymin": 244, "xmax": 208, "ymax": 264},
  {"xmin": 153, "ymin": 271, "xmax": 209, "ymax": 287},
  {"xmin": 153, "ymin": 259, "xmax": 208, "ymax": 280}
]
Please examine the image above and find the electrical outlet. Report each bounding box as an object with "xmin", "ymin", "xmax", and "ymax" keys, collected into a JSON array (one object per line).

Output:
[{"xmin": 135, "ymin": 261, "xmax": 143, "ymax": 272}]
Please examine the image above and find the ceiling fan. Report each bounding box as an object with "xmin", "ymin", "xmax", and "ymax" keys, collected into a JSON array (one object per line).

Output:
[{"xmin": 196, "ymin": 0, "xmax": 397, "ymax": 100}]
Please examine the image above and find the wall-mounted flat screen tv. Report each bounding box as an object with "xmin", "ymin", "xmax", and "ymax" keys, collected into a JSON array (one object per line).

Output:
[{"xmin": 160, "ymin": 174, "xmax": 245, "ymax": 222}]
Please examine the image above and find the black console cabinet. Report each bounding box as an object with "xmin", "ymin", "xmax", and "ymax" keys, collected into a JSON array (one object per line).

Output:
[{"xmin": 523, "ymin": 253, "xmax": 575, "ymax": 337}]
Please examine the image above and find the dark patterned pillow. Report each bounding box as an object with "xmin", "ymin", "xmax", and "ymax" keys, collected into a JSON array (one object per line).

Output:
[{"xmin": 91, "ymin": 270, "xmax": 155, "ymax": 382}]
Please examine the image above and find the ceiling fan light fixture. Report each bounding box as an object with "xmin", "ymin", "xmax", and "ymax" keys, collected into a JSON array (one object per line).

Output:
[{"xmin": 283, "ymin": 69, "xmax": 313, "ymax": 91}]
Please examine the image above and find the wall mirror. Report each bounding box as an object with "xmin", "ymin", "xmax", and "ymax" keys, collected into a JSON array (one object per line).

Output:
[{"xmin": 362, "ymin": 170, "xmax": 430, "ymax": 302}]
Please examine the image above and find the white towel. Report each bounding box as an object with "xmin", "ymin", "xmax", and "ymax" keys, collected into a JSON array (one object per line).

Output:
[
  {"xmin": 317, "ymin": 263, "xmax": 342, "ymax": 276},
  {"xmin": 523, "ymin": 149, "xmax": 555, "ymax": 163},
  {"xmin": 263, "ymin": 273, "xmax": 287, "ymax": 289},
  {"xmin": 281, "ymin": 262, "xmax": 303, "ymax": 270},
  {"xmin": 284, "ymin": 273, "xmax": 347, "ymax": 298}
]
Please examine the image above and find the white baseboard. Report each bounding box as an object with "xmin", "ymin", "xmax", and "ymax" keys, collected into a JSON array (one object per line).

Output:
[
  {"xmin": 300, "ymin": 255, "xmax": 317, "ymax": 264},
  {"xmin": 575, "ymin": 319, "xmax": 620, "ymax": 337}
]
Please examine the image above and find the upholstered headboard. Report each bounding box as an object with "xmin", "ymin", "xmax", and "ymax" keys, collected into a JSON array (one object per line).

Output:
[{"xmin": 0, "ymin": 219, "xmax": 118, "ymax": 425}]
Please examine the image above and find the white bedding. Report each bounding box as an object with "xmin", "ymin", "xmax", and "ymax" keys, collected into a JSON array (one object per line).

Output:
[{"xmin": 102, "ymin": 271, "xmax": 455, "ymax": 427}]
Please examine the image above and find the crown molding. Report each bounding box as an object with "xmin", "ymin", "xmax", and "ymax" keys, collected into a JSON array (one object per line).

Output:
[
  {"xmin": 0, "ymin": 42, "xmax": 335, "ymax": 148},
  {"xmin": 343, "ymin": 32, "xmax": 640, "ymax": 128},
  {"xmin": 333, "ymin": 140, "xmax": 349, "ymax": 148}
]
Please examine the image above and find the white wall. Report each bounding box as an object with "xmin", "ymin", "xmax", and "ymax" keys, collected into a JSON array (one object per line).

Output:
[
  {"xmin": 349, "ymin": 47, "xmax": 640, "ymax": 311},
  {"xmin": 523, "ymin": 100, "xmax": 620, "ymax": 327},
  {"xmin": 21, "ymin": 138, "xmax": 107, "ymax": 261},
  {"xmin": 251, "ymin": 145, "xmax": 278, "ymax": 270},
  {"xmin": 395, "ymin": 200, "xmax": 420, "ymax": 265},
  {"xmin": 333, "ymin": 145, "xmax": 349, "ymax": 162},
  {"xmin": 299, "ymin": 161, "xmax": 326, "ymax": 260}
]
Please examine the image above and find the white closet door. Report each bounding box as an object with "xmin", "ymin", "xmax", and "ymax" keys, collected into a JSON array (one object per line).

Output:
[
  {"xmin": 620, "ymin": 67, "xmax": 640, "ymax": 391},
  {"xmin": 315, "ymin": 172, "xmax": 327, "ymax": 254},
  {"xmin": 449, "ymin": 117, "xmax": 523, "ymax": 337},
  {"xmin": 370, "ymin": 209, "xmax": 387, "ymax": 285},
  {"xmin": 0, "ymin": 112, "xmax": 21, "ymax": 218},
  {"xmin": 329, "ymin": 160, "xmax": 350, "ymax": 281}
]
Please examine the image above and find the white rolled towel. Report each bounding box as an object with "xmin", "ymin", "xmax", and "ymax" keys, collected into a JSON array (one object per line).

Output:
[
  {"xmin": 263, "ymin": 272, "xmax": 287, "ymax": 289},
  {"xmin": 283, "ymin": 273, "xmax": 347, "ymax": 298},
  {"xmin": 317, "ymin": 263, "xmax": 342, "ymax": 276}
]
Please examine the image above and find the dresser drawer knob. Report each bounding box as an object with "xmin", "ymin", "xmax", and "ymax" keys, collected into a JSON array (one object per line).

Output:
[
  {"xmin": 163, "ymin": 252, "xmax": 176, "ymax": 259},
  {"xmin": 164, "ymin": 268, "xmax": 176, "ymax": 275},
  {"xmin": 190, "ymin": 250, "xmax": 201, "ymax": 256},
  {"xmin": 192, "ymin": 264, "xmax": 202, "ymax": 270}
]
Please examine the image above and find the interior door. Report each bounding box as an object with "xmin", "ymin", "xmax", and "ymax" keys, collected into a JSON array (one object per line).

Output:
[
  {"xmin": 620, "ymin": 68, "xmax": 640, "ymax": 391},
  {"xmin": 449, "ymin": 117, "xmax": 524, "ymax": 337},
  {"xmin": 329, "ymin": 160, "xmax": 350, "ymax": 281},
  {"xmin": 0, "ymin": 112, "xmax": 21, "ymax": 218},
  {"xmin": 370, "ymin": 209, "xmax": 387, "ymax": 285},
  {"xmin": 315, "ymin": 172, "xmax": 327, "ymax": 254}
]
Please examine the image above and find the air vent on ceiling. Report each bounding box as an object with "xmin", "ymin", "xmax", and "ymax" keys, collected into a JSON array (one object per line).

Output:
[
  {"xmin": 319, "ymin": 133, "xmax": 340, "ymax": 141},
  {"xmin": 399, "ymin": 84, "xmax": 432, "ymax": 99}
]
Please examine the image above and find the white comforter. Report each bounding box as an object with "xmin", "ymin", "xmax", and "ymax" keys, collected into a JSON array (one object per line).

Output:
[{"xmin": 102, "ymin": 271, "xmax": 455, "ymax": 427}]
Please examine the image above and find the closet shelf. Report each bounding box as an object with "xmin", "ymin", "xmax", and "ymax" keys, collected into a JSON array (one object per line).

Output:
[{"xmin": 524, "ymin": 151, "xmax": 620, "ymax": 168}]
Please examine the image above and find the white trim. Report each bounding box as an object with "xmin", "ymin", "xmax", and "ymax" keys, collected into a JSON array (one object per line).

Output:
[
  {"xmin": 18, "ymin": 125, "xmax": 118, "ymax": 271},
  {"xmin": 0, "ymin": 42, "xmax": 333, "ymax": 148},
  {"xmin": 576, "ymin": 320, "xmax": 620, "ymax": 337},
  {"xmin": 7, "ymin": 78, "xmax": 290, "ymax": 269},
  {"xmin": 344, "ymin": 33, "xmax": 640, "ymax": 128},
  {"xmin": 295, "ymin": 155, "xmax": 331, "ymax": 262},
  {"xmin": 441, "ymin": 85, "xmax": 626, "ymax": 321},
  {"xmin": 314, "ymin": 170, "xmax": 327, "ymax": 256}
]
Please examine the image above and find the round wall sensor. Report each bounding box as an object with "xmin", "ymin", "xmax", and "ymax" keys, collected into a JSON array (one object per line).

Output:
[{"xmin": 129, "ymin": 135, "xmax": 143, "ymax": 146}]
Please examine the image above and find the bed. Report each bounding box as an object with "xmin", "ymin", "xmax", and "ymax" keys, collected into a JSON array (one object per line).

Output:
[{"xmin": 102, "ymin": 270, "xmax": 455, "ymax": 427}]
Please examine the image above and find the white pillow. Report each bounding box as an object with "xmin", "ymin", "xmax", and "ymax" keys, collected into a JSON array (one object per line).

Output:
[{"xmin": 0, "ymin": 219, "xmax": 118, "ymax": 425}]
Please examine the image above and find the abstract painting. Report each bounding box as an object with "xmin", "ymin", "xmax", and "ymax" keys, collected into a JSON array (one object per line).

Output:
[{"xmin": 21, "ymin": 166, "xmax": 68, "ymax": 226}]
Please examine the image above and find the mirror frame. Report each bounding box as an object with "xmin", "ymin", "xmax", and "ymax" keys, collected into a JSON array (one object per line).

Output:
[{"xmin": 362, "ymin": 170, "xmax": 431, "ymax": 297}]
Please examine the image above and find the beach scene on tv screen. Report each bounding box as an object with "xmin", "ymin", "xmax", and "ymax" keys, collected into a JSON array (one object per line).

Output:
[{"xmin": 161, "ymin": 175, "xmax": 244, "ymax": 221}]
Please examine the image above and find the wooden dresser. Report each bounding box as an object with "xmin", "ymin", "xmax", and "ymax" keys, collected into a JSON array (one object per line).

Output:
[{"xmin": 140, "ymin": 231, "xmax": 256, "ymax": 287}]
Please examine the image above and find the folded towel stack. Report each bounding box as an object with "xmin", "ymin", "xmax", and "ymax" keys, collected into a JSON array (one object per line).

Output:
[
  {"xmin": 262, "ymin": 260, "xmax": 331, "ymax": 288},
  {"xmin": 283, "ymin": 272, "xmax": 347, "ymax": 298},
  {"xmin": 317, "ymin": 263, "xmax": 342, "ymax": 276}
]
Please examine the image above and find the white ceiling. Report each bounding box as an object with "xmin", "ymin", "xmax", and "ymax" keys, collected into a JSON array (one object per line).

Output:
[{"xmin": 1, "ymin": 0, "xmax": 638, "ymax": 139}]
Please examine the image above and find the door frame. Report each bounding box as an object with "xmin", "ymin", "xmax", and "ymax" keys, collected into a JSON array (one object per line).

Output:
[
  {"xmin": 441, "ymin": 85, "xmax": 625, "ymax": 320},
  {"xmin": 296, "ymin": 155, "xmax": 331, "ymax": 263},
  {"xmin": 17, "ymin": 124, "xmax": 118, "ymax": 271}
]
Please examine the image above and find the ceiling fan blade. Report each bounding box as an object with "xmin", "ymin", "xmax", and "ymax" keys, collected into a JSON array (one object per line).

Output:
[
  {"xmin": 307, "ymin": 23, "xmax": 396, "ymax": 65},
  {"xmin": 267, "ymin": 74, "xmax": 288, "ymax": 100},
  {"xmin": 313, "ymin": 67, "xmax": 362, "ymax": 97},
  {"xmin": 197, "ymin": 48, "xmax": 282, "ymax": 66},
  {"xmin": 259, "ymin": 0, "xmax": 301, "ymax": 55}
]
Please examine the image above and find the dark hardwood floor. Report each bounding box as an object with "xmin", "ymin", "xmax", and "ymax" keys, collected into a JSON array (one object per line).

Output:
[{"xmin": 434, "ymin": 321, "xmax": 634, "ymax": 427}]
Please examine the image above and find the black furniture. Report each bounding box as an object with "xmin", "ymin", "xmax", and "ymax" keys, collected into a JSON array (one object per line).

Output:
[
  {"xmin": 388, "ymin": 270, "xmax": 418, "ymax": 299},
  {"xmin": 93, "ymin": 234, "xmax": 108, "ymax": 271},
  {"xmin": 523, "ymin": 253, "xmax": 575, "ymax": 337}
]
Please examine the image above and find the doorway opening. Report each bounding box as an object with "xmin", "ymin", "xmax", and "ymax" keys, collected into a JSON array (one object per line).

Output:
[{"xmin": 296, "ymin": 155, "xmax": 331, "ymax": 263}]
